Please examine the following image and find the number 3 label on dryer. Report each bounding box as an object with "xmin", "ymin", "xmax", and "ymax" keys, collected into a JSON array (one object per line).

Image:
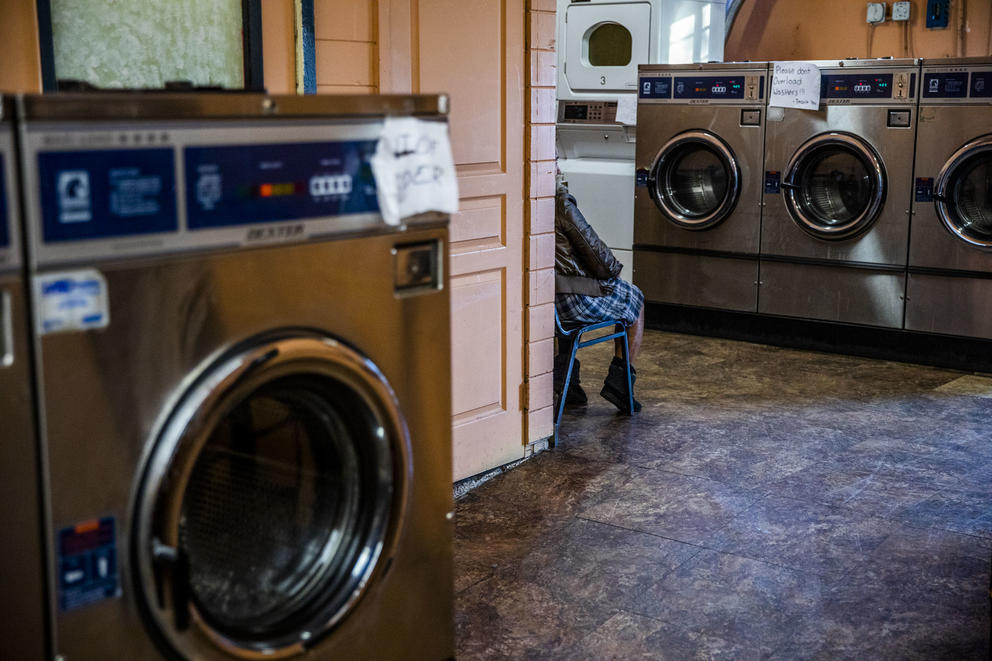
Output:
[{"xmin": 34, "ymin": 269, "xmax": 110, "ymax": 335}]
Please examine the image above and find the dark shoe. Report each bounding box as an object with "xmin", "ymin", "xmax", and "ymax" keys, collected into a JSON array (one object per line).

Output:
[{"xmin": 601, "ymin": 356, "xmax": 641, "ymax": 414}]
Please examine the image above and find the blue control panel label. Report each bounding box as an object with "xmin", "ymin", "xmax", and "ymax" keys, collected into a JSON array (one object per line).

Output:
[
  {"xmin": 923, "ymin": 72, "xmax": 969, "ymax": 98},
  {"xmin": 639, "ymin": 77, "xmax": 672, "ymax": 99},
  {"xmin": 915, "ymin": 177, "xmax": 934, "ymax": 203},
  {"xmin": 184, "ymin": 140, "xmax": 379, "ymax": 230},
  {"xmin": 0, "ymin": 154, "xmax": 8, "ymax": 248},
  {"xmin": 58, "ymin": 517, "xmax": 120, "ymax": 612},
  {"xmin": 674, "ymin": 76, "xmax": 746, "ymax": 100},
  {"xmin": 764, "ymin": 171, "xmax": 781, "ymax": 194},
  {"xmin": 38, "ymin": 149, "xmax": 177, "ymax": 243},
  {"xmin": 971, "ymin": 72, "xmax": 992, "ymax": 98},
  {"xmin": 821, "ymin": 73, "xmax": 894, "ymax": 99}
]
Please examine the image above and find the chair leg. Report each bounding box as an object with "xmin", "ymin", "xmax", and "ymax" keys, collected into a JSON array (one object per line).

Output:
[
  {"xmin": 621, "ymin": 326, "xmax": 634, "ymax": 416},
  {"xmin": 553, "ymin": 335, "xmax": 581, "ymax": 445}
]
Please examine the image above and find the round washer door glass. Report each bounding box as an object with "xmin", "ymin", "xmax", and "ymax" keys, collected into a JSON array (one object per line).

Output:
[
  {"xmin": 784, "ymin": 132, "xmax": 886, "ymax": 239},
  {"xmin": 134, "ymin": 334, "xmax": 410, "ymax": 659},
  {"xmin": 935, "ymin": 136, "xmax": 992, "ymax": 248},
  {"xmin": 650, "ymin": 130, "xmax": 741, "ymax": 230}
]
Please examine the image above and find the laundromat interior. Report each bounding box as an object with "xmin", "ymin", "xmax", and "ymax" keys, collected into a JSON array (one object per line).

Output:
[{"xmin": 2, "ymin": 0, "xmax": 992, "ymax": 659}]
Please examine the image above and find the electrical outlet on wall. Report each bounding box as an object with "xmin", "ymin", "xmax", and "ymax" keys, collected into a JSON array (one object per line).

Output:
[
  {"xmin": 867, "ymin": 2, "xmax": 887, "ymax": 24},
  {"xmin": 892, "ymin": 1, "xmax": 911, "ymax": 20}
]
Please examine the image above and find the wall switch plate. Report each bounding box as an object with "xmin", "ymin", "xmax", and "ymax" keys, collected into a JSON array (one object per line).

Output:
[
  {"xmin": 867, "ymin": 2, "xmax": 886, "ymax": 24},
  {"xmin": 892, "ymin": 1, "xmax": 911, "ymax": 20},
  {"xmin": 926, "ymin": 0, "xmax": 950, "ymax": 28}
]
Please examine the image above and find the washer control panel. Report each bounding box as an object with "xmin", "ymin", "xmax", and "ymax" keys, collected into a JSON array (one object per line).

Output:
[
  {"xmin": 818, "ymin": 70, "xmax": 916, "ymax": 104},
  {"xmin": 921, "ymin": 67, "xmax": 992, "ymax": 102},
  {"xmin": 0, "ymin": 121, "xmax": 19, "ymax": 271},
  {"xmin": 638, "ymin": 72, "xmax": 765, "ymax": 104}
]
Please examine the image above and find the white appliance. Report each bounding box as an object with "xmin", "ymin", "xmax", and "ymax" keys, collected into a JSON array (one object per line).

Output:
[{"xmin": 557, "ymin": 0, "xmax": 726, "ymax": 277}]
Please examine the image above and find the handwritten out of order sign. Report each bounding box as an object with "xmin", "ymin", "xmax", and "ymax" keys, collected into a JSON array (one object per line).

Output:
[
  {"xmin": 370, "ymin": 117, "xmax": 459, "ymax": 225},
  {"xmin": 770, "ymin": 62, "xmax": 821, "ymax": 110}
]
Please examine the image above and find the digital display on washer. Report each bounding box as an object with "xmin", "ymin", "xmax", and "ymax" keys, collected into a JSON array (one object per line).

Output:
[
  {"xmin": 673, "ymin": 76, "xmax": 745, "ymax": 99},
  {"xmin": 971, "ymin": 72, "xmax": 992, "ymax": 98},
  {"xmin": 639, "ymin": 77, "xmax": 672, "ymax": 99},
  {"xmin": 0, "ymin": 154, "xmax": 8, "ymax": 248},
  {"xmin": 185, "ymin": 140, "xmax": 379, "ymax": 230},
  {"xmin": 821, "ymin": 74, "xmax": 893, "ymax": 99},
  {"xmin": 37, "ymin": 148, "xmax": 178, "ymax": 243},
  {"xmin": 563, "ymin": 104, "xmax": 588, "ymax": 120},
  {"xmin": 922, "ymin": 72, "xmax": 969, "ymax": 98}
]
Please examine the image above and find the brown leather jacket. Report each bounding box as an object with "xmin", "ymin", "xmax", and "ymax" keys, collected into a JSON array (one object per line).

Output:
[{"xmin": 555, "ymin": 183, "xmax": 623, "ymax": 296}]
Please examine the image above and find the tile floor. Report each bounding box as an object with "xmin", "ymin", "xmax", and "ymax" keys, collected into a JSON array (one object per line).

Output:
[{"xmin": 454, "ymin": 330, "xmax": 992, "ymax": 660}]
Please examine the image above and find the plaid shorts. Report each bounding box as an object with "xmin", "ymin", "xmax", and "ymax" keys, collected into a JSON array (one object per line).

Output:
[{"xmin": 556, "ymin": 277, "xmax": 644, "ymax": 327}]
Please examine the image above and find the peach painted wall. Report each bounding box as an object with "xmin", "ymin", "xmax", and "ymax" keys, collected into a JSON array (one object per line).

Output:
[
  {"xmin": 727, "ymin": 0, "xmax": 992, "ymax": 61},
  {"xmin": 262, "ymin": 0, "xmax": 297, "ymax": 94},
  {"xmin": 314, "ymin": 0, "xmax": 378, "ymax": 94},
  {"xmin": 0, "ymin": 0, "xmax": 42, "ymax": 92}
]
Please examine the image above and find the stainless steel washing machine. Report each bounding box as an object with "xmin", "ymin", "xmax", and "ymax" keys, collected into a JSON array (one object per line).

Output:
[
  {"xmin": 0, "ymin": 94, "xmax": 47, "ymax": 661},
  {"xmin": 760, "ymin": 58, "xmax": 919, "ymax": 328},
  {"xmin": 18, "ymin": 93, "xmax": 454, "ymax": 660},
  {"xmin": 906, "ymin": 57, "xmax": 992, "ymax": 339},
  {"xmin": 634, "ymin": 62, "xmax": 768, "ymax": 311}
]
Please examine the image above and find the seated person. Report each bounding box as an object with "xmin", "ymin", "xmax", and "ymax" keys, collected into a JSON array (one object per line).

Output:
[{"xmin": 554, "ymin": 177, "xmax": 645, "ymax": 413}]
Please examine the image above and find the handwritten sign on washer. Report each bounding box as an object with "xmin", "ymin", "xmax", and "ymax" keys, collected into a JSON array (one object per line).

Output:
[
  {"xmin": 770, "ymin": 62, "xmax": 821, "ymax": 110},
  {"xmin": 370, "ymin": 117, "xmax": 459, "ymax": 225}
]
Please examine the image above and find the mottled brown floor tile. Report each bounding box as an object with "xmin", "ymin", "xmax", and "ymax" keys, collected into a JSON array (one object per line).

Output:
[
  {"xmin": 628, "ymin": 550, "xmax": 829, "ymax": 655},
  {"xmin": 577, "ymin": 467, "xmax": 758, "ymax": 545},
  {"xmin": 455, "ymin": 575, "xmax": 617, "ymax": 660},
  {"xmin": 708, "ymin": 495, "xmax": 895, "ymax": 576},
  {"xmin": 513, "ymin": 518, "xmax": 700, "ymax": 613},
  {"xmin": 564, "ymin": 611, "xmax": 769, "ymax": 661}
]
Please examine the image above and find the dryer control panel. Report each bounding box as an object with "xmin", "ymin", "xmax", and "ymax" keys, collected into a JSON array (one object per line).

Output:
[{"xmin": 557, "ymin": 100, "xmax": 619, "ymax": 124}]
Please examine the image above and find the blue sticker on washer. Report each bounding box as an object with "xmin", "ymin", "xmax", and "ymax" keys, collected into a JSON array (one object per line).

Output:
[
  {"xmin": 35, "ymin": 269, "xmax": 110, "ymax": 335},
  {"xmin": 58, "ymin": 517, "xmax": 120, "ymax": 612},
  {"xmin": 764, "ymin": 171, "xmax": 781, "ymax": 194},
  {"xmin": 915, "ymin": 177, "xmax": 934, "ymax": 202},
  {"xmin": 635, "ymin": 168, "xmax": 649, "ymax": 188}
]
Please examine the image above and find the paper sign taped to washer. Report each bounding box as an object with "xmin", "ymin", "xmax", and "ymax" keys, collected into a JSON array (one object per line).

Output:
[
  {"xmin": 370, "ymin": 117, "xmax": 459, "ymax": 225},
  {"xmin": 615, "ymin": 94, "xmax": 638, "ymax": 125},
  {"xmin": 770, "ymin": 62, "xmax": 821, "ymax": 110},
  {"xmin": 35, "ymin": 269, "xmax": 110, "ymax": 335}
]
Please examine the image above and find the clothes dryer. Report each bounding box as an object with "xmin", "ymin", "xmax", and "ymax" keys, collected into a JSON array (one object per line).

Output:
[
  {"xmin": 633, "ymin": 62, "xmax": 768, "ymax": 311},
  {"xmin": 906, "ymin": 57, "xmax": 992, "ymax": 339},
  {"xmin": 18, "ymin": 93, "xmax": 454, "ymax": 660},
  {"xmin": 759, "ymin": 58, "xmax": 919, "ymax": 328},
  {"xmin": 0, "ymin": 95, "xmax": 47, "ymax": 661}
]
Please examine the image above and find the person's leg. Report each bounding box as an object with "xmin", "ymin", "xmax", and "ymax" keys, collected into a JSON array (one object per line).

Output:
[{"xmin": 614, "ymin": 303, "xmax": 644, "ymax": 362}]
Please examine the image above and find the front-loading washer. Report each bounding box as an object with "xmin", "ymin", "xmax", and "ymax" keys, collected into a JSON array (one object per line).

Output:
[
  {"xmin": 760, "ymin": 58, "xmax": 920, "ymax": 328},
  {"xmin": 906, "ymin": 57, "xmax": 992, "ymax": 339},
  {"xmin": 18, "ymin": 92, "xmax": 454, "ymax": 660},
  {"xmin": 633, "ymin": 62, "xmax": 768, "ymax": 312},
  {"xmin": 0, "ymin": 94, "xmax": 47, "ymax": 661}
]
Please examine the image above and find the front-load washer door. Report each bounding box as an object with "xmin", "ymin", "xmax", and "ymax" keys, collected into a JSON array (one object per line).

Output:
[
  {"xmin": 935, "ymin": 134, "xmax": 992, "ymax": 249},
  {"xmin": 783, "ymin": 132, "xmax": 886, "ymax": 240},
  {"xmin": 133, "ymin": 331, "xmax": 410, "ymax": 660},
  {"xmin": 649, "ymin": 130, "xmax": 741, "ymax": 230},
  {"xmin": 564, "ymin": 2, "xmax": 651, "ymax": 93}
]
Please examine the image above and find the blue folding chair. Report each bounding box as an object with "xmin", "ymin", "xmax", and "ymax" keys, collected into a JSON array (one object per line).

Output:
[{"xmin": 552, "ymin": 306, "xmax": 635, "ymax": 447}]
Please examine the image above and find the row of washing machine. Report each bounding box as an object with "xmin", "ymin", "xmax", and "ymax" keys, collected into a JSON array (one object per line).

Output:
[
  {"xmin": 0, "ymin": 93, "xmax": 454, "ymax": 660},
  {"xmin": 633, "ymin": 56, "xmax": 992, "ymax": 340}
]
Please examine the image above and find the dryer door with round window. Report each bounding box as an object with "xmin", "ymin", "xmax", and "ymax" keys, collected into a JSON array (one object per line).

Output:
[
  {"xmin": 649, "ymin": 130, "xmax": 741, "ymax": 230},
  {"xmin": 935, "ymin": 134, "xmax": 992, "ymax": 249},
  {"xmin": 563, "ymin": 2, "xmax": 651, "ymax": 93},
  {"xmin": 132, "ymin": 332, "xmax": 410, "ymax": 660},
  {"xmin": 783, "ymin": 132, "xmax": 887, "ymax": 240}
]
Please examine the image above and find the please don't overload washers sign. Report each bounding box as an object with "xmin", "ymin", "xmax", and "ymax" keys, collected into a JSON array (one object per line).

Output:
[
  {"xmin": 370, "ymin": 117, "xmax": 459, "ymax": 225},
  {"xmin": 770, "ymin": 62, "xmax": 821, "ymax": 110}
]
